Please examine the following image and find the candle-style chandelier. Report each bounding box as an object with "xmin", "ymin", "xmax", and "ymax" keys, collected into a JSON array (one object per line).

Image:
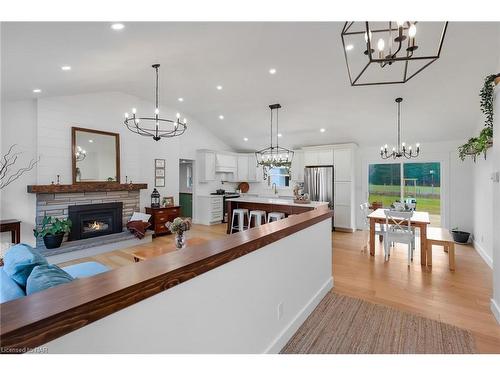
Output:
[
  {"xmin": 124, "ymin": 64, "xmax": 187, "ymax": 141},
  {"xmin": 341, "ymin": 22, "xmax": 448, "ymax": 86},
  {"xmin": 75, "ymin": 146, "xmax": 86, "ymax": 162},
  {"xmin": 380, "ymin": 97, "xmax": 420, "ymax": 159},
  {"xmin": 255, "ymin": 104, "xmax": 294, "ymax": 180}
]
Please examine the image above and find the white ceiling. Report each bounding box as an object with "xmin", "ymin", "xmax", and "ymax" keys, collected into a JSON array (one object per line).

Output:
[{"xmin": 2, "ymin": 22, "xmax": 499, "ymax": 150}]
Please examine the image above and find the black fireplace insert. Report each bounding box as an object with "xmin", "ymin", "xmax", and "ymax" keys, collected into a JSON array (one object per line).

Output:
[{"xmin": 68, "ymin": 202, "xmax": 123, "ymax": 241}]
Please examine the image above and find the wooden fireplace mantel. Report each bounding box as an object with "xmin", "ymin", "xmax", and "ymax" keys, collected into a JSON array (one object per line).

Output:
[{"xmin": 27, "ymin": 183, "xmax": 148, "ymax": 194}]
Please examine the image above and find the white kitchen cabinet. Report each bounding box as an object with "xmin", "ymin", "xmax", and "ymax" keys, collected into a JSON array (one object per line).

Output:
[
  {"xmin": 198, "ymin": 150, "xmax": 216, "ymax": 182},
  {"xmin": 303, "ymin": 148, "xmax": 334, "ymax": 166},
  {"xmin": 197, "ymin": 195, "xmax": 223, "ymax": 225},
  {"xmin": 334, "ymin": 148, "xmax": 352, "ymax": 182},
  {"xmin": 291, "ymin": 150, "xmax": 304, "ymax": 181},
  {"xmin": 333, "ymin": 204, "xmax": 351, "ymax": 229},
  {"xmin": 215, "ymin": 153, "xmax": 237, "ymax": 173},
  {"xmin": 247, "ymin": 155, "xmax": 258, "ymax": 182},
  {"xmin": 237, "ymin": 155, "xmax": 249, "ymax": 181}
]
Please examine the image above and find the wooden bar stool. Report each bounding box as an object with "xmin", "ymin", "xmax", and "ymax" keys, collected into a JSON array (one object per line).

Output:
[
  {"xmin": 426, "ymin": 227, "xmax": 456, "ymax": 271},
  {"xmin": 230, "ymin": 208, "xmax": 249, "ymax": 234},
  {"xmin": 249, "ymin": 210, "xmax": 267, "ymax": 228},
  {"xmin": 267, "ymin": 212, "xmax": 285, "ymax": 223}
]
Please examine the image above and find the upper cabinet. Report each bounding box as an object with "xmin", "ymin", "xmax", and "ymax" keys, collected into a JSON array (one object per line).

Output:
[
  {"xmin": 333, "ymin": 148, "xmax": 353, "ymax": 182},
  {"xmin": 290, "ymin": 150, "xmax": 304, "ymax": 182},
  {"xmin": 198, "ymin": 150, "xmax": 216, "ymax": 182},
  {"xmin": 215, "ymin": 153, "xmax": 237, "ymax": 173},
  {"xmin": 303, "ymin": 148, "xmax": 334, "ymax": 166},
  {"xmin": 237, "ymin": 155, "xmax": 249, "ymax": 181}
]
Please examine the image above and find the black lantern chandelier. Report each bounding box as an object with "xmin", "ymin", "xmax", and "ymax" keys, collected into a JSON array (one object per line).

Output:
[
  {"xmin": 124, "ymin": 64, "xmax": 187, "ymax": 141},
  {"xmin": 75, "ymin": 146, "xmax": 86, "ymax": 162},
  {"xmin": 341, "ymin": 22, "xmax": 448, "ymax": 86},
  {"xmin": 255, "ymin": 104, "xmax": 294, "ymax": 180},
  {"xmin": 381, "ymin": 98, "xmax": 420, "ymax": 159}
]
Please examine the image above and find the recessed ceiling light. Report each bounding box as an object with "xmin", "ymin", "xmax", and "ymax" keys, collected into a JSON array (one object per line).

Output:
[
  {"xmin": 219, "ymin": 115, "xmax": 224, "ymax": 120},
  {"xmin": 320, "ymin": 128, "xmax": 326, "ymax": 133},
  {"xmin": 277, "ymin": 133, "xmax": 282, "ymax": 137},
  {"xmin": 243, "ymin": 137, "xmax": 248, "ymax": 142},
  {"xmin": 216, "ymin": 85, "xmax": 223, "ymax": 90},
  {"xmin": 32, "ymin": 89, "xmax": 42, "ymax": 93},
  {"xmin": 269, "ymin": 68, "xmax": 277, "ymax": 75},
  {"xmin": 89, "ymin": 139, "xmax": 94, "ymax": 143},
  {"xmin": 61, "ymin": 66, "xmax": 71, "ymax": 71},
  {"xmin": 345, "ymin": 44, "xmax": 354, "ymax": 51},
  {"xmin": 178, "ymin": 97, "xmax": 184, "ymax": 102},
  {"xmin": 111, "ymin": 23, "xmax": 125, "ymax": 30}
]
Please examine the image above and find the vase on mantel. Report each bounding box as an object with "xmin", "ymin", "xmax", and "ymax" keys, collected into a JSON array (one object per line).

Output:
[{"xmin": 175, "ymin": 231, "xmax": 186, "ymax": 249}]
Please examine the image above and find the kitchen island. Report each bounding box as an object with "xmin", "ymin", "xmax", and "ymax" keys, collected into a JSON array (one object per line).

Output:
[{"xmin": 226, "ymin": 197, "xmax": 330, "ymax": 234}]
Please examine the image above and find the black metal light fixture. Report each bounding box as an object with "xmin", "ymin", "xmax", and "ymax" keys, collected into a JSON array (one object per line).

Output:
[
  {"xmin": 380, "ymin": 97, "xmax": 420, "ymax": 159},
  {"xmin": 255, "ymin": 104, "xmax": 294, "ymax": 180},
  {"xmin": 341, "ymin": 22, "xmax": 448, "ymax": 86},
  {"xmin": 124, "ymin": 64, "xmax": 187, "ymax": 141},
  {"xmin": 151, "ymin": 188, "xmax": 161, "ymax": 208},
  {"xmin": 75, "ymin": 146, "xmax": 86, "ymax": 162}
]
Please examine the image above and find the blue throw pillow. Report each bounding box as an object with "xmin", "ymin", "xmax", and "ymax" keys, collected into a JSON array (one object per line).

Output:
[
  {"xmin": 26, "ymin": 264, "xmax": 74, "ymax": 295},
  {"xmin": 0, "ymin": 267, "xmax": 26, "ymax": 303},
  {"xmin": 3, "ymin": 243, "xmax": 48, "ymax": 288}
]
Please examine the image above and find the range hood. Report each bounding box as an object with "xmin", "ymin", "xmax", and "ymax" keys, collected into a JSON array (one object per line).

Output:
[{"xmin": 215, "ymin": 153, "xmax": 237, "ymax": 173}]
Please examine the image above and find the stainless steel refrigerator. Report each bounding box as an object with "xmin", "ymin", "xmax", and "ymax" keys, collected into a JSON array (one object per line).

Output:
[{"xmin": 304, "ymin": 165, "xmax": 334, "ymax": 229}]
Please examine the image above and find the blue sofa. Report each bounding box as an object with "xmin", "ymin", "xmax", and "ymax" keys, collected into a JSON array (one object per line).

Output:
[{"xmin": 1, "ymin": 246, "xmax": 109, "ymax": 304}]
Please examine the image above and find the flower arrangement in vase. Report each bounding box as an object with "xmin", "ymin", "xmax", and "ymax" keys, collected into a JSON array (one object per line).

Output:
[{"xmin": 165, "ymin": 217, "xmax": 192, "ymax": 249}]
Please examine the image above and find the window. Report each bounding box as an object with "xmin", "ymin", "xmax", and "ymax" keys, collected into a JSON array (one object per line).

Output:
[
  {"xmin": 368, "ymin": 162, "xmax": 441, "ymax": 226},
  {"xmin": 269, "ymin": 167, "xmax": 290, "ymax": 187}
]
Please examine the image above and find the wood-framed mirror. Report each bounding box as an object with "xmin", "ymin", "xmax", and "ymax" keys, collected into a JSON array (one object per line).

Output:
[{"xmin": 72, "ymin": 127, "xmax": 120, "ymax": 184}]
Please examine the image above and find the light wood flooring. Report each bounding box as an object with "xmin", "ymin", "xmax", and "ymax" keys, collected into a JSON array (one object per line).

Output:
[{"xmin": 58, "ymin": 224, "xmax": 500, "ymax": 353}]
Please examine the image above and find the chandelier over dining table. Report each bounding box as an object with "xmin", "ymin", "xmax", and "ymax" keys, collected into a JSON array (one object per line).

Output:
[
  {"xmin": 123, "ymin": 64, "xmax": 187, "ymax": 141},
  {"xmin": 255, "ymin": 103, "xmax": 294, "ymax": 180},
  {"xmin": 341, "ymin": 21, "xmax": 448, "ymax": 86},
  {"xmin": 380, "ymin": 97, "xmax": 420, "ymax": 159}
]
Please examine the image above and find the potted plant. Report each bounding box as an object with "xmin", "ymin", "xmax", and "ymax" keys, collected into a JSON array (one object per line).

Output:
[
  {"xmin": 33, "ymin": 216, "xmax": 72, "ymax": 249},
  {"xmin": 165, "ymin": 217, "xmax": 192, "ymax": 249},
  {"xmin": 451, "ymin": 227, "xmax": 470, "ymax": 244}
]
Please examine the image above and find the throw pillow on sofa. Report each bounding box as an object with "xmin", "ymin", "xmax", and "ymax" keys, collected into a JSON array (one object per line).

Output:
[
  {"xmin": 3, "ymin": 243, "xmax": 48, "ymax": 288},
  {"xmin": 26, "ymin": 264, "xmax": 74, "ymax": 295}
]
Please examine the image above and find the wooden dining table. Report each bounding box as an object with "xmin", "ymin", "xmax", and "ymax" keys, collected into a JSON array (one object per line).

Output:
[{"xmin": 367, "ymin": 208, "xmax": 431, "ymax": 265}]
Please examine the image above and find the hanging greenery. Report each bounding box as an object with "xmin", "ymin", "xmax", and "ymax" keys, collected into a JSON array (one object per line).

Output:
[{"xmin": 458, "ymin": 73, "xmax": 499, "ymax": 162}]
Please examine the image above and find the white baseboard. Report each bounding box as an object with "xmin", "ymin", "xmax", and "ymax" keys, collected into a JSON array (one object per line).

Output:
[
  {"xmin": 264, "ymin": 276, "xmax": 334, "ymax": 353},
  {"xmin": 473, "ymin": 240, "xmax": 493, "ymax": 269},
  {"xmin": 491, "ymin": 299, "xmax": 500, "ymax": 325}
]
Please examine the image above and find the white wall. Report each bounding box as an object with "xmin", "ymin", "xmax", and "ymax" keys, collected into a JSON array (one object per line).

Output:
[
  {"xmin": 42, "ymin": 218, "xmax": 333, "ymax": 353},
  {"xmin": 0, "ymin": 99, "xmax": 38, "ymax": 246},
  {"xmin": 355, "ymin": 140, "xmax": 475, "ymax": 232},
  {"xmin": 491, "ymin": 77, "xmax": 500, "ymax": 323},
  {"xmin": 0, "ymin": 91, "xmax": 232, "ymax": 244}
]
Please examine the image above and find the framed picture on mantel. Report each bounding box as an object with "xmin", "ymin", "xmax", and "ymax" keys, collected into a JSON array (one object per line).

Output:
[{"xmin": 154, "ymin": 159, "xmax": 165, "ymax": 187}]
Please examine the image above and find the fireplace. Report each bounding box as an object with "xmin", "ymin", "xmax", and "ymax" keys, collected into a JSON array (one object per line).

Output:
[{"xmin": 68, "ymin": 202, "xmax": 123, "ymax": 241}]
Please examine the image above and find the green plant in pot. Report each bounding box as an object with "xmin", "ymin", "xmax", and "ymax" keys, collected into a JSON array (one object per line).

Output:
[{"xmin": 33, "ymin": 216, "xmax": 72, "ymax": 249}]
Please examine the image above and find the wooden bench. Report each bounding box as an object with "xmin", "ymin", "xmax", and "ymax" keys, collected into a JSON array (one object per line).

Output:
[{"xmin": 426, "ymin": 227, "xmax": 455, "ymax": 271}]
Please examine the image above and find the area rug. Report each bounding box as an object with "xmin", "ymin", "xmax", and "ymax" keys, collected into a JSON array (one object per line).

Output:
[{"xmin": 280, "ymin": 292, "xmax": 476, "ymax": 354}]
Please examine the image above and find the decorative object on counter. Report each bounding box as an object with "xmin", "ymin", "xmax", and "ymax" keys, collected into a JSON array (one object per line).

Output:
[
  {"xmin": 0, "ymin": 144, "xmax": 39, "ymax": 190},
  {"xmin": 151, "ymin": 188, "xmax": 161, "ymax": 208},
  {"xmin": 458, "ymin": 73, "xmax": 498, "ymax": 162},
  {"xmin": 154, "ymin": 158, "xmax": 166, "ymax": 186},
  {"xmin": 238, "ymin": 181, "xmax": 250, "ymax": 193},
  {"xmin": 341, "ymin": 22, "xmax": 448, "ymax": 86},
  {"xmin": 255, "ymin": 103, "xmax": 294, "ymax": 180},
  {"xmin": 33, "ymin": 216, "xmax": 72, "ymax": 249},
  {"xmin": 162, "ymin": 196, "xmax": 175, "ymax": 207},
  {"xmin": 166, "ymin": 217, "xmax": 192, "ymax": 249},
  {"xmin": 380, "ymin": 98, "xmax": 420, "ymax": 159},
  {"xmin": 123, "ymin": 64, "xmax": 187, "ymax": 141},
  {"xmin": 451, "ymin": 227, "xmax": 470, "ymax": 244},
  {"xmin": 293, "ymin": 194, "xmax": 311, "ymax": 204}
]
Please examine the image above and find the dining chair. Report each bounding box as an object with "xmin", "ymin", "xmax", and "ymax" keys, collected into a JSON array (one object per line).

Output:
[
  {"xmin": 360, "ymin": 203, "xmax": 385, "ymax": 253},
  {"xmin": 384, "ymin": 210, "xmax": 414, "ymax": 266}
]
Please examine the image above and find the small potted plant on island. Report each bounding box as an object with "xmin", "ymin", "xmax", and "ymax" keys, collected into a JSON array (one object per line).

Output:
[
  {"xmin": 165, "ymin": 217, "xmax": 192, "ymax": 249},
  {"xmin": 451, "ymin": 227, "xmax": 470, "ymax": 244},
  {"xmin": 34, "ymin": 216, "xmax": 72, "ymax": 249}
]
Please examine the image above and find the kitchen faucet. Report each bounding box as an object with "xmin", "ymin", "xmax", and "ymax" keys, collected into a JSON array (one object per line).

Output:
[{"xmin": 272, "ymin": 183, "xmax": 277, "ymax": 195}]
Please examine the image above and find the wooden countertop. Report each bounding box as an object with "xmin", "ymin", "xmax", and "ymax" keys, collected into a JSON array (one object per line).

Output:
[
  {"xmin": 0, "ymin": 209, "xmax": 333, "ymax": 351},
  {"xmin": 227, "ymin": 197, "xmax": 329, "ymax": 208}
]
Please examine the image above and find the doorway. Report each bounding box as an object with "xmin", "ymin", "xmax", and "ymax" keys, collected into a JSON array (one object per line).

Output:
[{"xmin": 179, "ymin": 159, "xmax": 194, "ymax": 218}]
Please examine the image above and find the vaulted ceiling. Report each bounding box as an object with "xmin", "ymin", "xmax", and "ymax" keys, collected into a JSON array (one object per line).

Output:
[{"xmin": 2, "ymin": 22, "xmax": 499, "ymax": 149}]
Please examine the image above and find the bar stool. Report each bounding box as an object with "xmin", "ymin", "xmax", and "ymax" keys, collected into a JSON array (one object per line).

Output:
[
  {"xmin": 267, "ymin": 212, "xmax": 285, "ymax": 223},
  {"xmin": 249, "ymin": 210, "xmax": 267, "ymax": 228},
  {"xmin": 230, "ymin": 208, "xmax": 249, "ymax": 234}
]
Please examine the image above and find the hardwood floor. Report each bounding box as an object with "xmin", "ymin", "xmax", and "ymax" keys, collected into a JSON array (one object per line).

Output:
[{"xmin": 58, "ymin": 223, "xmax": 500, "ymax": 353}]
